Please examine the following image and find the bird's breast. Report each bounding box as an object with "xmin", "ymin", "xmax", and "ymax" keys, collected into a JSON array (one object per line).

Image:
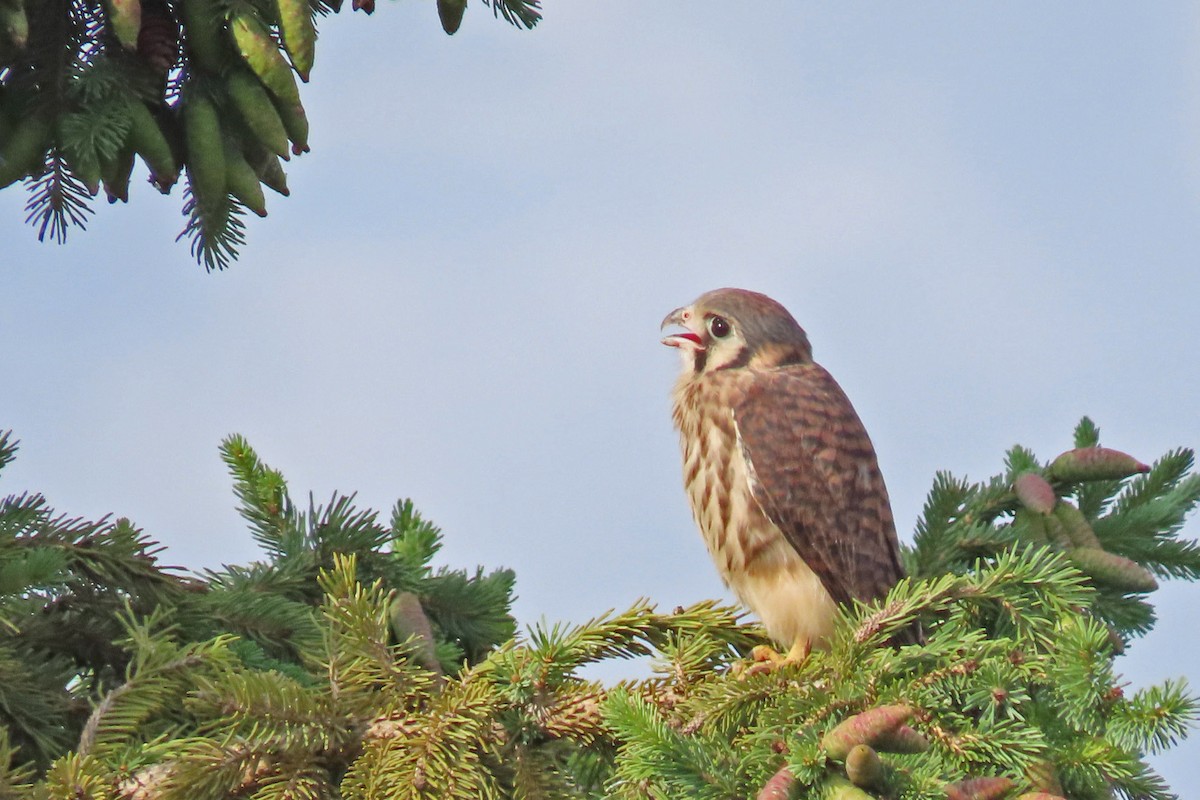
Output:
[
  {"xmin": 672, "ymin": 375, "xmax": 760, "ymax": 575},
  {"xmin": 671, "ymin": 374, "xmax": 837, "ymax": 646}
]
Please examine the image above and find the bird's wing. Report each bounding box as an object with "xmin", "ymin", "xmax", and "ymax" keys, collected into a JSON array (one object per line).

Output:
[{"xmin": 731, "ymin": 363, "xmax": 905, "ymax": 607}]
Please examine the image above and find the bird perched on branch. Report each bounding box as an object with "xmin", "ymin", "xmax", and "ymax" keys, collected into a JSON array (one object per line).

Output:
[{"xmin": 661, "ymin": 288, "xmax": 906, "ymax": 660}]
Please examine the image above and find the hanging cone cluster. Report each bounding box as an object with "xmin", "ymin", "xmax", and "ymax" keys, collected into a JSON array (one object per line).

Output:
[{"xmin": 0, "ymin": 0, "xmax": 541, "ymax": 268}]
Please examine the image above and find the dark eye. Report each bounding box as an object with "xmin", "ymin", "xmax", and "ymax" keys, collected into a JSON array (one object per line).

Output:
[{"xmin": 707, "ymin": 315, "xmax": 731, "ymax": 338}]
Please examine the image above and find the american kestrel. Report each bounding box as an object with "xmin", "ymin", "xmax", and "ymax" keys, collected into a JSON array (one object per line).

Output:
[{"xmin": 661, "ymin": 288, "xmax": 906, "ymax": 656}]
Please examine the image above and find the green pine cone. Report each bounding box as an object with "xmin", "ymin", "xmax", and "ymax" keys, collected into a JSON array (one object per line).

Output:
[
  {"xmin": 1048, "ymin": 447, "xmax": 1149, "ymax": 483},
  {"xmin": 1041, "ymin": 512, "xmax": 1074, "ymax": 548},
  {"xmin": 821, "ymin": 705, "xmax": 914, "ymax": 761},
  {"xmin": 127, "ymin": 100, "xmax": 179, "ymax": 190},
  {"xmin": 183, "ymin": 93, "xmax": 226, "ymax": 202},
  {"xmin": 0, "ymin": 1, "xmax": 28, "ymax": 49},
  {"xmin": 1014, "ymin": 472, "xmax": 1056, "ymax": 514},
  {"xmin": 1051, "ymin": 501, "xmax": 1102, "ymax": 548},
  {"xmin": 944, "ymin": 777, "xmax": 1016, "ymax": 800},
  {"xmin": 271, "ymin": 95, "xmax": 309, "ymax": 154},
  {"xmin": 872, "ymin": 723, "xmax": 929, "ymax": 754},
  {"xmin": 824, "ymin": 776, "xmax": 875, "ymax": 800},
  {"xmin": 251, "ymin": 148, "xmax": 290, "ymax": 196},
  {"xmin": 438, "ymin": 0, "xmax": 467, "ymax": 34},
  {"xmin": 275, "ymin": 0, "xmax": 315, "ymax": 80},
  {"xmin": 0, "ymin": 107, "xmax": 51, "ymax": 188},
  {"xmin": 105, "ymin": 0, "xmax": 142, "ymax": 49},
  {"xmin": 66, "ymin": 149, "xmax": 102, "ymax": 197},
  {"xmin": 101, "ymin": 144, "xmax": 135, "ymax": 202},
  {"xmin": 844, "ymin": 744, "xmax": 883, "ymax": 789},
  {"xmin": 229, "ymin": 12, "xmax": 301, "ymax": 105},
  {"xmin": 178, "ymin": 0, "xmax": 226, "ymax": 72},
  {"xmin": 1068, "ymin": 546, "xmax": 1158, "ymax": 593},
  {"xmin": 225, "ymin": 68, "xmax": 291, "ymax": 160},
  {"xmin": 223, "ymin": 136, "xmax": 267, "ymax": 216},
  {"xmin": 1013, "ymin": 507, "xmax": 1052, "ymax": 545}
]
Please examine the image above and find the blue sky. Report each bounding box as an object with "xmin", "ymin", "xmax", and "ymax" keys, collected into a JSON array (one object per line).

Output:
[{"xmin": 3, "ymin": 1, "xmax": 1198, "ymax": 787}]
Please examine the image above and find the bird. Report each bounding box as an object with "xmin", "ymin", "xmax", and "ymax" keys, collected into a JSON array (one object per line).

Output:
[{"xmin": 661, "ymin": 288, "xmax": 906, "ymax": 659}]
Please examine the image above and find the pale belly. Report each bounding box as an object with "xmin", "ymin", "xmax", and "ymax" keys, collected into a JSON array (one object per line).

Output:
[
  {"xmin": 724, "ymin": 542, "xmax": 839, "ymax": 649},
  {"xmin": 682, "ymin": 408, "xmax": 839, "ymax": 649}
]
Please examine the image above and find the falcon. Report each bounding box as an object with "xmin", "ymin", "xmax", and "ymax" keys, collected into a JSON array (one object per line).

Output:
[{"xmin": 661, "ymin": 288, "xmax": 906, "ymax": 658}]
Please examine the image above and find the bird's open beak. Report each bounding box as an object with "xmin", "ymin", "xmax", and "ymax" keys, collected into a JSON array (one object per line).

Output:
[{"xmin": 660, "ymin": 306, "xmax": 705, "ymax": 349}]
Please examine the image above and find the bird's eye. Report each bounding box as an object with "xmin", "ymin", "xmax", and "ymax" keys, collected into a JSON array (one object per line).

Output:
[{"xmin": 707, "ymin": 316, "xmax": 731, "ymax": 338}]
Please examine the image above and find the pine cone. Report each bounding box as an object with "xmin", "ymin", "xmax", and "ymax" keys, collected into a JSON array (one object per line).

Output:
[{"xmin": 136, "ymin": 0, "xmax": 179, "ymax": 77}]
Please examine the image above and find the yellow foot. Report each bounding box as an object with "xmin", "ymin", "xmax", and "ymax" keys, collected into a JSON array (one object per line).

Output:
[{"xmin": 742, "ymin": 640, "xmax": 811, "ymax": 676}]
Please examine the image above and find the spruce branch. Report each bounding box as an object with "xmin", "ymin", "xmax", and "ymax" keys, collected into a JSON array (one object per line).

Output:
[
  {"xmin": 0, "ymin": 543, "xmax": 69, "ymax": 596},
  {"xmin": 0, "ymin": 493, "xmax": 54, "ymax": 554},
  {"xmin": 77, "ymin": 632, "xmax": 239, "ymax": 759},
  {"xmin": 422, "ymin": 566, "xmax": 516, "ymax": 667},
  {"xmin": 0, "ymin": 727, "xmax": 36, "ymax": 800},
  {"xmin": 2, "ymin": 422, "xmax": 1195, "ymax": 797},
  {"xmin": 388, "ymin": 499, "xmax": 443, "ymax": 585},
  {"xmin": 188, "ymin": 668, "xmax": 340, "ymax": 752},
  {"xmin": 0, "ymin": 640, "xmax": 77, "ymax": 768},
  {"xmin": 193, "ymin": 568, "xmax": 324, "ymax": 659},
  {"xmin": 907, "ymin": 418, "xmax": 1199, "ymax": 647},
  {"xmin": 308, "ymin": 492, "xmax": 391, "ymax": 563},
  {"xmin": 1114, "ymin": 449, "xmax": 1197, "ymax": 514},
  {"xmin": 0, "ymin": 431, "xmax": 18, "ymax": 475},
  {"xmin": 603, "ymin": 687, "xmax": 740, "ymax": 800},
  {"xmin": 178, "ymin": 185, "xmax": 249, "ymax": 272},
  {"xmin": 342, "ymin": 678, "xmax": 502, "ymax": 800},
  {"xmin": 41, "ymin": 752, "xmax": 113, "ymax": 800},
  {"xmin": 220, "ymin": 434, "xmax": 298, "ymax": 559},
  {"xmin": 318, "ymin": 554, "xmax": 438, "ymax": 717},
  {"xmin": 481, "ymin": 0, "xmax": 541, "ymax": 30},
  {"xmin": 140, "ymin": 737, "xmax": 272, "ymax": 800},
  {"xmin": 244, "ymin": 760, "xmax": 331, "ymax": 800},
  {"xmin": 24, "ymin": 147, "xmax": 94, "ymax": 243},
  {"xmin": 1108, "ymin": 679, "xmax": 1198, "ymax": 756},
  {"xmin": 843, "ymin": 545, "xmax": 1093, "ymax": 654}
]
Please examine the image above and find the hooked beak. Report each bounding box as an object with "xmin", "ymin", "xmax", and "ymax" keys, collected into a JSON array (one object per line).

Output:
[{"xmin": 660, "ymin": 306, "xmax": 704, "ymax": 349}]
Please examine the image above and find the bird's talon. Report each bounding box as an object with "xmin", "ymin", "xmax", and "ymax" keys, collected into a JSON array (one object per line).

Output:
[
  {"xmin": 742, "ymin": 661, "xmax": 776, "ymax": 677},
  {"xmin": 784, "ymin": 638, "xmax": 812, "ymax": 664},
  {"xmin": 740, "ymin": 639, "xmax": 812, "ymax": 678},
  {"xmin": 751, "ymin": 644, "xmax": 784, "ymax": 663}
]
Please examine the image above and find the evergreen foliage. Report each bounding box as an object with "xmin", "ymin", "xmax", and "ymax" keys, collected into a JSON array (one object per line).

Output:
[
  {"xmin": 0, "ymin": 0, "xmax": 541, "ymax": 269},
  {"xmin": 0, "ymin": 417, "xmax": 1196, "ymax": 800}
]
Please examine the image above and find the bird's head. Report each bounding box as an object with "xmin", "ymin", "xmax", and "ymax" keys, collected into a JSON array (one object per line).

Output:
[{"xmin": 661, "ymin": 288, "xmax": 813, "ymax": 374}]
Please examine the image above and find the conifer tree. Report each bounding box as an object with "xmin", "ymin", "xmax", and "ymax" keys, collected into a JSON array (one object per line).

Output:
[
  {"xmin": 1, "ymin": 417, "xmax": 1197, "ymax": 800},
  {"xmin": 0, "ymin": 0, "xmax": 540, "ymax": 269}
]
